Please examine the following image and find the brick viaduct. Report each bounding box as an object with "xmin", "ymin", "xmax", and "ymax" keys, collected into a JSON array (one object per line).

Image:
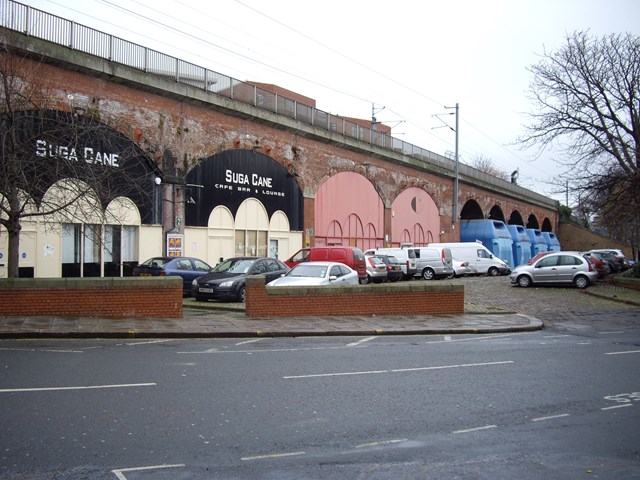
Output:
[{"xmin": 4, "ymin": 28, "xmax": 558, "ymax": 246}]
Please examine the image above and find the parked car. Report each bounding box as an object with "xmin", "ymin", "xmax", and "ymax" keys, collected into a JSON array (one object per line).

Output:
[
  {"xmin": 428, "ymin": 242, "xmax": 510, "ymax": 276},
  {"xmin": 192, "ymin": 257, "xmax": 289, "ymax": 302},
  {"xmin": 412, "ymin": 246, "xmax": 454, "ymax": 280},
  {"xmin": 585, "ymin": 249, "xmax": 630, "ymax": 272},
  {"xmin": 510, "ymin": 251, "xmax": 597, "ymax": 289},
  {"xmin": 582, "ymin": 251, "xmax": 611, "ymax": 279},
  {"xmin": 363, "ymin": 255, "xmax": 388, "ymax": 284},
  {"xmin": 375, "ymin": 254, "xmax": 404, "ymax": 282},
  {"xmin": 132, "ymin": 256, "xmax": 213, "ymax": 295},
  {"xmin": 284, "ymin": 246, "xmax": 367, "ymax": 283},
  {"xmin": 267, "ymin": 261, "xmax": 359, "ymax": 287},
  {"xmin": 450, "ymin": 259, "xmax": 476, "ymax": 278},
  {"xmin": 363, "ymin": 247, "xmax": 417, "ymax": 280}
]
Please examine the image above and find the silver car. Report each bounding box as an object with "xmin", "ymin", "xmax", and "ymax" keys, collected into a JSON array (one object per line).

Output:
[
  {"xmin": 363, "ymin": 255, "xmax": 388, "ymax": 284},
  {"xmin": 509, "ymin": 251, "xmax": 597, "ymax": 289},
  {"xmin": 267, "ymin": 261, "xmax": 360, "ymax": 287}
]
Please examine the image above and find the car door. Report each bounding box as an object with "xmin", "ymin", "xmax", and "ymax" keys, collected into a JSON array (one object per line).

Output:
[
  {"xmin": 532, "ymin": 255, "xmax": 559, "ymax": 283},
  {"xmin": 555, "ymin": 255, "xmax": 582, "ymax": 283},
  {"xmin": 264, "ymin": 259, "xmax": 287, "ymax": 283}
]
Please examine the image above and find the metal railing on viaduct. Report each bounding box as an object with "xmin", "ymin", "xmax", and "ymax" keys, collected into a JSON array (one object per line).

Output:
[{"xmin": 0, "ymin": 0, "xmax": 555, "ymax": 209}]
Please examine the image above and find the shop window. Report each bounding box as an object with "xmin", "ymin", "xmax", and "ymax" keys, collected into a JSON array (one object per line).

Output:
[{"xmin": 235, "ymin": 229, "xmax": 269, "ymax": 257}]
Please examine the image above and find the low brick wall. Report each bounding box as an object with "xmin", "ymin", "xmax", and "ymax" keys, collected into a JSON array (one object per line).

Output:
[
  {"xmin": 245, "ymin": 276, "xmax": 464, "ymax": 318},
  {"xmin": 0, "ymin": 277, "xmax": 183, "ymax": 318}
]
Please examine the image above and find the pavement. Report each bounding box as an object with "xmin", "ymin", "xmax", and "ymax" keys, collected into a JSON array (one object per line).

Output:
[{"xmin": 1, "ymin": 278, "xmax": 638, "ymax": 339}]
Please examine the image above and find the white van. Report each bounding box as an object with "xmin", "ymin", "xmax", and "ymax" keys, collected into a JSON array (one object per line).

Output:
[
  {"xmin": 363, "ymin": 247, "xmax": 417, "ymax": 280},
  {"xmin": 413, "ymin": 246, "xmax": 454, "ymax": 280},
  {"xmin": 428, "ymin": 242, "xmax": 510, "ymax": 276}
]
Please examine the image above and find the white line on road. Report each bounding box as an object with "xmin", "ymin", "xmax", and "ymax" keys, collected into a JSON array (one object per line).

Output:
[
  {"xmin": 241, "ymin": 451, "xmax": 305, "ymax": 461},
  {"xmin": 0, "ymin": 347, "xmax": 83, "ymax": 353},
  {"xmin": 283, "ymin": 361, "xmax": 514, "ymax": 379},
  {"xmin": 0, "ymin": 383, "xmax": 156, "ymax": 393},
  {"xmin": 532, "ymin": 413, "xmax": 570, "ymax": 422},
  {"xmin": 604, "ymin": 350, "xmax": 640, "ymax": 355},
  {"xmin": 346, "ymin": 336, "xmax": 377, "ymax": 347},
  {"xmin": 453, "ymin": 425, "xmax": 497, "ymax": 434},
  {"xmin": 236, "ymin": 338, "xmax": 265, "ymax": 345},
  {"xmin": 602, "ymin": 404, "xmax": 634, "ymax": 411},
  {"xmin": 112, "ymin": 464, "xmax": 184, "ymax": 479},
  {"xmin": 356, "ymin": 438, "xmax": 408, "ymax": 448},
  {"xmin": 124, "ymin": 339, "xmax": 178, "ymax": 346},
  {"xmin": 598, "ymin": 331, "xmax": 624, "ymax": 335}
]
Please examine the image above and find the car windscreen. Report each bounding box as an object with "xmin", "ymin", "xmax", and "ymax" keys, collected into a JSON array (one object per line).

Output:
[
  {"xmin": 289, "ymin": 264, "xmax": 326, "ymax": 278},
  {"xmin": 213, "ymin": 259, "xmax": 256, "ymax": 274}
]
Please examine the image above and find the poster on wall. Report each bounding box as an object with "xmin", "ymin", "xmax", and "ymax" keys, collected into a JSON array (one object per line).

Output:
[{"xmin": 167, "ymin": 234, "xmax": 184, "ymax": 257}]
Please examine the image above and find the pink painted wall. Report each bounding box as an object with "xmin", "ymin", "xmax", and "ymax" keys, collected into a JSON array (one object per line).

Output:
[
  {"xmin": 391, "ymin": 187, "xmax": 441, "ymax": 246},
  {"xmin": 315, "ymin": 172, "xmax": 384, "ymax": 249}
]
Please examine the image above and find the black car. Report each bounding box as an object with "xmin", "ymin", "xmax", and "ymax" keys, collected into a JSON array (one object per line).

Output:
[
  {"xmin": 132, "ymin": 256, "xmax": 213, "ymax": 296},
  {"xmin": 192, "ymin": 257, "xmax": 290, "ymax": 302},
  {"xmin": 374, "ymin": 255, "xmax": 404, "ymax": 282}
]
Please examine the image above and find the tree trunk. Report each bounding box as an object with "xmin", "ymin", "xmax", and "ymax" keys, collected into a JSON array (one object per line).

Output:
[{"xmin": 7, "ymin": 216, "xmax": 21, "ymax": 278}]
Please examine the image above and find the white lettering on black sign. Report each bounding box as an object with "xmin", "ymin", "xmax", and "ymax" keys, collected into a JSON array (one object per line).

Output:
[
  {"xmin": 35, "ymin": 139, "xmax": 120, "ymax": 167},
  {"xmin": 220, "ymin": 169, "xmax": 284, "ymax": 197}
]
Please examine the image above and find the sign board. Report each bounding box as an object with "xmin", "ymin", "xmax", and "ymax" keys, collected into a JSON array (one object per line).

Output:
[{"xmin": 167, "ymin": 234, "xmax": 184, "ymax": 257}]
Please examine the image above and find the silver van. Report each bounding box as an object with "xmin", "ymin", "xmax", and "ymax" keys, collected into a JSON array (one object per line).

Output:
[
  {"xmin": 363, "ymin": 247, "xmax": 417, "ymax": 280},
  {"xmin": 413, "ymin": 247, "xmax": 454, "ymax": 280}
]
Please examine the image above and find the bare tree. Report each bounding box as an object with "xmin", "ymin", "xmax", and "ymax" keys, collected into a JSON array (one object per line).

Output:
[
  {"xmin": 468, "ymin": 154, "xmax": 509, "ymax": 181},
  {"xmin": 1, "ymin": 36, "xmax": 159, "ymax": 277},
  {"xmin": 519, "ymin": 30, "xmax": 640, "ymax": 245}
]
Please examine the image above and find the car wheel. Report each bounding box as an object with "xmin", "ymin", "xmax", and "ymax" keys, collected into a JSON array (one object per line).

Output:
[
  {"xmin": 238, "ymin": 285, "xmax": 246, "ymax": 303},
  {"xmin": 574, "ymin": 275, "xmax": 589, "ymax": 289},
  {"xmin": 422, "ymin": 268, "xmax": 435, "ymax": 280},
  {"xmin": 517, "ymin": 275, "xmax": 531, "ymax": 288},
  {"xmin": 361, "ymin": 275, "xmax": 371, "ymax": 285},
  {"xmin": 488, "ymin": 267, "xmax": 499, "ymax": 277}
]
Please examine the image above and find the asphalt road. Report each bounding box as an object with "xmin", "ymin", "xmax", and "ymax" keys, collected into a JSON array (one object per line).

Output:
[{"xmin": 2, "ymin": 320, "xmax": 640, "ymax": 479}]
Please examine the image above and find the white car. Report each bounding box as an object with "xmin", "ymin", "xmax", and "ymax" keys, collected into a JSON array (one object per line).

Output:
[{"xmin": 267, "ymin": 261, "xmax": 360, "ymax": 287}]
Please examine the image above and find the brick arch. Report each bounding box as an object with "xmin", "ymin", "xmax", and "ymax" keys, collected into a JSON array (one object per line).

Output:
[
  {"xmin": 526, "ymin": 214, "xmax": 540, "ymax": 229},
  {"xmin": 488, "ymin": 205, "xmax": 506, "ymax": 221},
  {"xmin": 508, "ymin": 210, "xmax": 525, "ymax": 226},
  {"xmin": 541, "ymin": 217, "xmax": 554, "ymax": 232},
  {"xmin": 460, "ymin": 199, "xmax": 484, "ymax": 220}
]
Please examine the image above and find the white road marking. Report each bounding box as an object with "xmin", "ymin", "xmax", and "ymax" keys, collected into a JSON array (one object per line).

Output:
[
  {"xmin": 443, "ymin": 335, "xmax": 452, "ymax": 341},
  {"xmin": 532, "ymin": 413, "xmax": 570, "ymax": 422},
  {"xmin": 112, "ymin": 464, "xmax": 184, "ymax": 479},
  {"xmin": 236, "ymin": 338, "xmax": 265, "ymax": 345},
  {"xmin": 0, "ymin": 347, "xmax": 82, "ymax": 353},
  {"xmin": 605, "ymin": 350, "xmax": 640, "ymax": 355},
  {"xmin": 356, "ymin": 438, "xmax": 407, "ymax": 448},
  {"xmin": 283, "ymin": 361, "xmax": 514, "ymax": 379},
  {"xmin": 598, "ymin": 331, "xmax": 623, "ymax": 334},
  {"xmin": 453, "ymin": 425, "xmax": 497, "ymax": 434},
  {"xmin": 602, "ymin": 404, "xmax": 633, "ymax": 411},
  {"xmin": 542, "ymin": 335, "xmax": 570, "ymax": 339},
  {"xmin": 125, "ymin": 339, "xmax": 177, "ymax": 346},
  {"xmin": 0, "ymin": 383, "xmax": 156, "ymax": 393},
  {"xmin": 346, "ymin": 336, "xmax": 377, "ymax": 347},
  {"xmin": 241, "ymin": 451, "xmax": 305, "ymax": 461}
]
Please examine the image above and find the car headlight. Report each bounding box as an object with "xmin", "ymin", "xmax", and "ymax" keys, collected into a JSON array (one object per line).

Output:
[
  {"xmin": 192, "ymin": 279, "xmax": 198, "ymax": 286},
  {"xmin": 219, "ymin": 280, "xmax": 234, "ymax": 288}
]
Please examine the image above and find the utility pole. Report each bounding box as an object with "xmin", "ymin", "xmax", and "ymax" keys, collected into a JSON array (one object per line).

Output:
[{"xmin": 434, "ymin": 103, "xmax": 460, "ymax": 225}]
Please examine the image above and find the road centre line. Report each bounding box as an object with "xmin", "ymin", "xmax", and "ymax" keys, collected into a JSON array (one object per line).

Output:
[
  {"xmin": 236, "ymin": 338, "xmax": 265, "ymax": 345},
  {"xmin": 602, "ymin": 404, "xmax": 633, "ymax": 411},
  {"xmin": 604, "ymin": 350, "xmax": 640, "ymax": 355},
  {"xmin": 356, "ymin": 438, "xmax": 408, "ymax": 448},
  {"xmin": 124, "ymin": 339, "xmax": 178, "ymax": 346},
  {"xmin": 532, "ymin": 413, "xmax": 570, "ymax": 422},
  {"xmin": 0, "ymin": 383, "xmax": 156, "ymax": 393},
  {"xmin": 283, "ymin": 361, "xmax": 514, "ymax": 379},
  {"xmin": 453, "ymin": 425, "xmax": 497, "ymax": 434},
  {"xmin": 112, "ymin": 464, "xmax": 184, "ymax": 479},
  {"xmin": 241, "ymin": 451, "xmax": 305, "ymax": 461},
  {"xmin": 346, "ymin": 336, "xmax": 377, "ymax": 347},
  {"xmin": 0, "ymin": 347, "xmax": 83, "ymax": 353}
]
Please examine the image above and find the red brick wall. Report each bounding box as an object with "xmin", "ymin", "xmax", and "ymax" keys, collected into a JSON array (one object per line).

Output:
[
  {"xmin": 0, "ymin": 278, "xmax": 183, "ymax": 318},
  {"xmin": 245, "ymin": 276, "xmax": 464, "ymax": 318}
]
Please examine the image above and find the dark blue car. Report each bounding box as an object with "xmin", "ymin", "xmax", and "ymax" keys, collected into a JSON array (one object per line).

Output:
[{"xmin": 132, "ymin": 256, "xmax": 213, "ymax": 295}]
